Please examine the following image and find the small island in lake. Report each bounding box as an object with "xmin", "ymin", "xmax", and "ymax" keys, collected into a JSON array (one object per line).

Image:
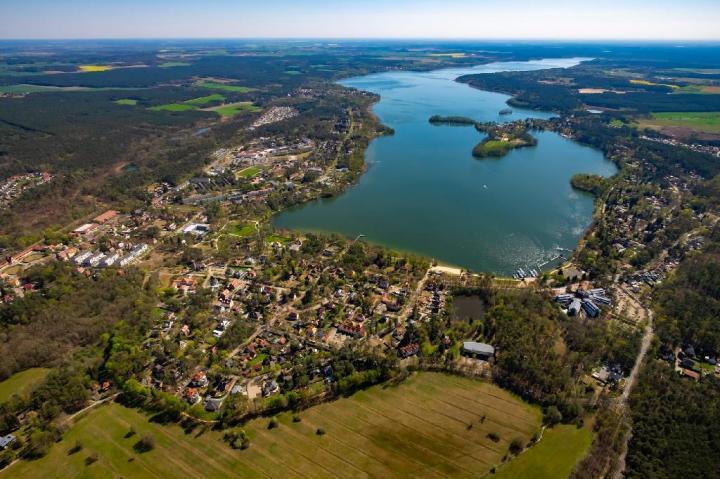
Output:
[
  {"xmin": 472, "ymin": 122, "xmax": 538, "ymax": 158},
  {"xmin": 429, "ymin": 115, "xmax": 538, "ymax": 158},
  {"xmin": 428, "ymin": 115, "xmax": 478, "ymax": 126}
]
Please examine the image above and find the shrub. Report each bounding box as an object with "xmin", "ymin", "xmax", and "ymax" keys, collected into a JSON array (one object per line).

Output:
[
  {"xmin": 68, "ymin": 440, "xmax": 83, "ymax": 455},
  {"xmin": 268, "ymin": 417, "xmax": 279, "ymax": 430},
  {"xmin": 544, "ymin": 405, "xmax": 563, "ymax": 426},
  {"xmin": 487, "ymin": 432, "xmax": 500, "ymax": 442},
  {"xmin": 509, "ymin": 437, "xmax": 524, "ymax": 455},
  {"xmin": 124, "ymin": 426, "xmax": 136, "ymax": 439},
  {"xmin": 85, "ymin": 452, "xmax": 99, "ymax": 465},
  {"xmin": 316, "ymin": 427, "xmax": 326, "ymax": 436},
  {"xmin": 292, "ymin": 414, "xmax": 302, "ymax": 423},
  {"xmin": 134, "ymin": 435, "xmax": 155, "ymax": 453}
]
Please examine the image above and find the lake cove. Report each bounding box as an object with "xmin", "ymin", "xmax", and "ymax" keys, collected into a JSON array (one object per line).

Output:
[{"xmin": 274, "ymin": 59, "xmax": 617, "ymax": 276}]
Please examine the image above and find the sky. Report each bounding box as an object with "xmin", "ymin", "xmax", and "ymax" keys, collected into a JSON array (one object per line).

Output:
[{"xmin": 1, "ymin": 0, "xmax": 719, "ymax": 41}]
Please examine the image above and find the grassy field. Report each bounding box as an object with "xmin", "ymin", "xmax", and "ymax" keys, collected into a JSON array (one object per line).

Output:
[
  {"xmin": 494, "ymin": 424, "xmax": 593, "ymax": 479},
  {"xmin": 115, "ymin": 98, "xmax": 138, "ymax": 106},
  {"xmin": 3, "ymin": 373, "xmax": 543, "ymax": 479},
  {"xmin": 149, "ymin": 103, "xmax": 197, "ymax": 112},
  {"xmin": 226, "ymin": 222, "xmax": 256, "ymax": 237},
  {"xmin": 639, "ymin": 111, "xmax": 720, "ymax": 134},
  {"xmin": 206, "ymin": 101, "xmax": 261, "ymax": 117},
  {"xmin": 195, "ymin": 81, "xmax": 256, "ymax": 93},
  {"xmin": 238, "ymin": 166, "xmax": 261, "ymax": 178},
  {"xmin": 0, "ymin": 368, "xmax": 50, "ymax": 403},
  {"xmin": 183, "ymin": 94, "xmax": 226, "ymax": 106}
]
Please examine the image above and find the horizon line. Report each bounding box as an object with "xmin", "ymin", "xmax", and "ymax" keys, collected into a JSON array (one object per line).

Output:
[{"xmin": 1, "ymin": 37, "xmax": 720, "ymax": 43}]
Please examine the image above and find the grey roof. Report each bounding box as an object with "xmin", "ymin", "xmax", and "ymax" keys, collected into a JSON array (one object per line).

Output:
[
  {"xmin": 0, "ymin": 434, "xmax": 15, "ymax": 448},
  {"xmin": 462, "ymin": 341, "xmax": 495, "ymax": 355}
]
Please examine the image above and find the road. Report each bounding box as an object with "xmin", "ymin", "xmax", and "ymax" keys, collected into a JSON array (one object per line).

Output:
[{"xmin": 612, "ymin": 287, "xmax": 654, "ymax": 479}]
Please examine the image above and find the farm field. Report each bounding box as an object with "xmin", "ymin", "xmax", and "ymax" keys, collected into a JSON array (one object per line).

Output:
[
  {"xmin": 2, "ymin": 372, "xmax": 544, "ymax": 479},
  {"xmin": 183, "ymin": 93, "xmax": 226, "ymax": 106},
  {"xmin": 195, "ymin": 81, "xmax": 257, "ymax": 93},
  {"xmin": 494, "ymin": 423, "xmax": 593, "ymax": 479},
  {"xmin": 78, "ymin": 65, "xmax": 112, "ymax": 72},
  {"xmin": 205, "ymin": 101, "xmax": 261, "ymax": 117},
  {"xmin": 149, "ymin": 103, "xmax": 197, "ymax": 112},
  {"xmin": 0, "ymin": 368, "xmax": 50, "ymax": 403},
  {"xmin": 639, "ymin": 111, "xmax": 720, "ymax": 134}
]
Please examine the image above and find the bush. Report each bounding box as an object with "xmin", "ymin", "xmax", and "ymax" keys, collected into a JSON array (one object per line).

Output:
[
  {"xmin": 68, "ymin": 440, "xmax": 83, "ymax": 455},
  {"xmin": 267, "ymin": 417, "xmax": 279, "ymax": 430},
  {"xmin": 134, "ymin": 435, "xmax": 155, "ymax": 453},
  {"xmin": 316, "ymin": 427, "xmax": 326, "ymax": 436},
  {"xmin": 509, "ymin": 437, "xmax": 524, "ymax": 455},
  {"xmin": 124, "ymin": 426, "xmax": 136, "ymax": 439},
  {"xmin": 544, "ymin": 406, "xmax": 563, "ymax": 426},
  {"xmin": 292, "ymin": 414, "xmax": 301, "ymax": 423},
  {"xmin": 487, "ymin": 432, "xmax": 500, "ymax": 443},
  {"xmin": 85, "ymin": 452, "xmax": 99, "ymax": 465},
  {"xmin": 225, "ymin": 429, "xmax": 250, "ymax": 450}
]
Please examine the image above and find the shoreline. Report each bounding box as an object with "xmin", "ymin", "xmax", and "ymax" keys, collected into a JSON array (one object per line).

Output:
[{"xmin": 274, "ymin": 57, "xmax": 604, "ymax": 279}]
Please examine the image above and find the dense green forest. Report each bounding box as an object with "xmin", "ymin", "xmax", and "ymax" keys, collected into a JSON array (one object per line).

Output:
[
  {"xmin": 626, "ymin": 362, "xmax": 720, "ymax": 479},
  {"xmin": 0, "ymin": 263, "xmax": 155, "ymax": 379},
  {"xmin": 654, "ymin": 251, "xmax": 720, "ymax": 355}
]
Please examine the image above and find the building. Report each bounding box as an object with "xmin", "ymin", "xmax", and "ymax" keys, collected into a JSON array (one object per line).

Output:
[
  {"xmin": 182, "ymin": 223, "xmax": 210, "ymax": 236},
  {"xmin": 93, "ymin": 210, "xmax": 119, "ymax": 224},
  {"xmin": 568, "ymin": 298, "xmax": 582, "ymax": 316},
  {"xmin": 190, "ymin": 371, "xmax": 209, "ymax": 388},
  {"xmin": 462, "ymin": 341, "xmax": 495, "ymax": 360},
  {"xmin": 72, "ymin": 223, "xmax": 97, "ymax": 236},
  {"xmin": 0, "ymin": 434, "xmax": 15, "ymax": 450},
  {"xmin": 118, "ymin": 244, "xmax": 148, "ymax": 266},
  {"xmin": 582, "ymin": 299, "xmax": 600, "ymax": 318}
]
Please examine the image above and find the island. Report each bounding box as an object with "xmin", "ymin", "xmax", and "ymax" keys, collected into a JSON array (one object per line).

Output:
[
  {"xmin": 472, "ymin": 122, "xmax": 538, "ymax": 158},
  {"xmin": 428, "ymin": 115, "xmax": 538, "ymax": 158}
]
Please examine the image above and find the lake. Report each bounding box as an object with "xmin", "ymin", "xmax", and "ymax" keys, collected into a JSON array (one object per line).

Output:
[{"xmin": 274, "ymin": 58, "xmax": 617, "ymax": 275}]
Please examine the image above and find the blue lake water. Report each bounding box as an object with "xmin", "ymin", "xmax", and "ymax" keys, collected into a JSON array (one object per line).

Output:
[{"xmin": 274, "ymin": 58, "xmax": 617, "ymax": 275}]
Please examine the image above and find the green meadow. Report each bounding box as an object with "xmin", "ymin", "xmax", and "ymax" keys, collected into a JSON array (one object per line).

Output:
[{"xmin": 2, "ymin": 373, "xmax": 547, "ymax": 479}]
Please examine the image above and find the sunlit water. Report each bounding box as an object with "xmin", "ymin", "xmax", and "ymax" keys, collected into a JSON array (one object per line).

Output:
[{"xmin": 274, "ymin": 58, "xmax": 617, "ymax": 275}]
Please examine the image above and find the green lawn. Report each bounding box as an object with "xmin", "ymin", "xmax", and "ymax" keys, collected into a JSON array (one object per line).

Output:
[
  {"xmin": 643, "ymin": 111, "xmax": 720, "ymax": 134},
  {"xmin": 183, "ymin": 93, "xmax": 226, "ymax": 106},
  {"xmin": 149, "ymin": 103, "xmax": 197, "ymax": 112},
  {"xmin": 227, "ymin": 222, "xmax": 256, "ymax": 237},
  {"xmin": 237, "ymin": 166, "xmax": 261, "ymax": 178},
  {"xmin": 266, "ymin": 234, "xmax": 290, "ymax": 244},
  {"xmin": 115, "ymin": 98, "xmax": 138, "ymax": 106},
  {"xmin": 3, "ymin": 373, "xmax": 543, "ymax": 479},
  {"xmin": 0, "ymin": 368, "xmax": 50, "ymax": 403},
  {"xmin": 494, "ymin": 424, "xmax": 593, "ymax": 479},
  {"xmin": 208, "ymin": 102, "xmax": 261, "ymax": 117},
  {"xmin": 195, "ymin": 81, "xmax": 257, "ymax": 93}
]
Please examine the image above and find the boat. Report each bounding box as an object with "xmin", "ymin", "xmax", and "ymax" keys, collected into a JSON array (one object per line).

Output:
[{"xmin": 499, "ymin": 108, "xmax": 513, "ymax": 115}]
